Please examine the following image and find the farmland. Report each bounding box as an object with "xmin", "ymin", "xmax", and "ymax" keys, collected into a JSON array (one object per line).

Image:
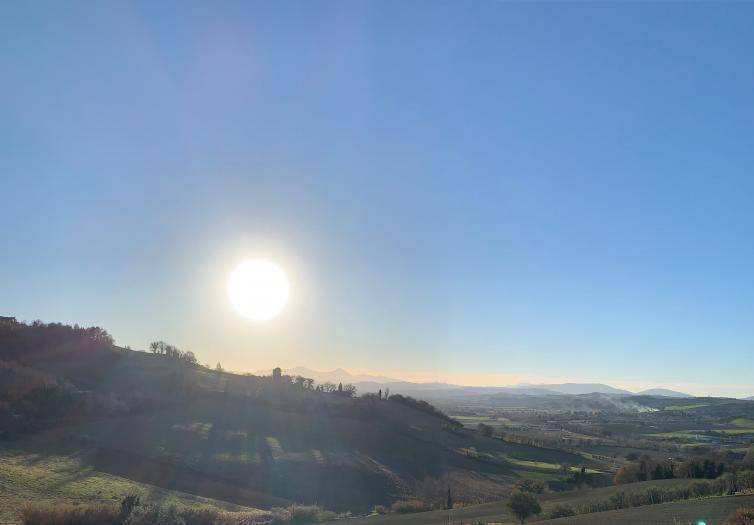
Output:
[
  {"xmin": 438, "ymin": 392, "xmax": 754, "ymax": 465},
  {"xmin": 543, "ymin": 494, "xmax": 754, "ymax": 525},
  {"xmin": 324, "ymin": 478, "xmax": 723, "ymax": 525}
]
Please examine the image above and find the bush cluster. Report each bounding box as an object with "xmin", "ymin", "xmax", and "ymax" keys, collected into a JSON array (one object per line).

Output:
[
  {"xmin": 546, "ymin": 504, "xmax": 575, "ymax": 519},
  {"xmin": 20, "ymin": 498, "xmax": 339, "ymax": 525},
  {"xmin": 389, "ymin": 499, "xmax": 430, "ymax": 513},
  {"xmin": 614, "ymin": 454, "xmax": 735, "ymax": 485},
  {"xmin": 726, "ymin": 507, "xmax": 754, "ymax": 525}
]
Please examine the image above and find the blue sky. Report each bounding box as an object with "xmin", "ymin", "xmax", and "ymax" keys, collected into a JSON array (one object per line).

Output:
[{"xmin": 2, "ymin": 2, "xmax": 754, "ymax": 396}]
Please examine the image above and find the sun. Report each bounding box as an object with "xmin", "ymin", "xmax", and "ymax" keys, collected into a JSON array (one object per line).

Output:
[{"xmin": 228, "ymin": 259, "xmax": 290, "ymax": 321}]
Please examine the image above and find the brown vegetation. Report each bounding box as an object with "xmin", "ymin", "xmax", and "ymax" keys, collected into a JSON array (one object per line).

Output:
[
  {"xmin": 20, "ymin": 499, "xmax": 339, "ymax": 525},
  {"xmin": 727, "ymin": 507, "xmax": 754, "ymax": 525},
  {"xmin": 389, "ymin": 500, "xmax": 430, "ymax": 514}
]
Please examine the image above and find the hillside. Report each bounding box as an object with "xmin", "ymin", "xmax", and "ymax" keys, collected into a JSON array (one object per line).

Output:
[
  {"xmin": 0, "ymin": 318, "xmax": 596, "ymax": 514},
  {"xmin": 0, "ymin": 440, "xmax": 260, "ymax": 525}
]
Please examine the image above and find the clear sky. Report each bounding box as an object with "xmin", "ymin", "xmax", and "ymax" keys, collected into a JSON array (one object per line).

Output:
[{"xmin": 3, "ymin": 2, "xmax": 754, "ymax": 397}]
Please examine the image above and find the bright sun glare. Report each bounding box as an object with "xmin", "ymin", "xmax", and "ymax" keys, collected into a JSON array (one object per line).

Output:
[{"xmin": 228, "ymin": 259, "xmax": 290, "ymax": 321}]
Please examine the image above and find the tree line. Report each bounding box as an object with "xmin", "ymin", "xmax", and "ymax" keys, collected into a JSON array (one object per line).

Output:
[
  {"xmin": 148, "ymin": 340, "xmax": 197, "ymax": 365},
  {"xmin": 614, "ymin": 448, "xmax": 754, "ymax": 485},
  {"xmin": 0, "ymin": 316, "xmax": 114, "ymax": 363}
]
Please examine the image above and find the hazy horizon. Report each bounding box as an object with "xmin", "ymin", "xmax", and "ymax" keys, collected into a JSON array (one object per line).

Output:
[{"xmin": 4, "ymin": 2, "xmax": 754, "ymax": 400}]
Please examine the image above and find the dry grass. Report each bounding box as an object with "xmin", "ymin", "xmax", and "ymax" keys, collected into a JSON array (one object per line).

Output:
[
  {"xmin": 726, "ymin": 507, "xmax": 754, "ymax": 525},
  {"xmin": 0, "ymin": 442, "xmax": 258, "ymax": 524},
  {"xmin": 20, "ymin": 503, "xmax": 120, "ymax": 525},
  {"xmin": 390, "ymin": 500, "xmax": 430, "ymax": 514},
  {"xmin": 17, "ymin": 501, "xmax": 339, "ymax": 525}
]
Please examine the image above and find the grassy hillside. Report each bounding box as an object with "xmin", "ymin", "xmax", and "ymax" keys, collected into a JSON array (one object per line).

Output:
[
  {"xmin": 46, "ymin": 377, "xmax": 593, "ymax": 511},
  {"xmin": 0, "ymin": 440, "xmax": 259, "ymax": 525}
]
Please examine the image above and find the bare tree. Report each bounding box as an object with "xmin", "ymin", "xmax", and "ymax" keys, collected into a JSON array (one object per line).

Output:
[{"xmin": 342, "ymin": 383, "xmax": 357, "ymax": 397}]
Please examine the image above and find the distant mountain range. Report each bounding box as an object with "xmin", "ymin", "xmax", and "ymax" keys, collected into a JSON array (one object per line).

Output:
[
  {"xmin": 514, "ymin": 382, "xmax": 632, "ymax": 395},
  {"xmin": 258, "ymin": 366, "xmax": 397, "ymax": 384},
  {"xmin": 636, "ymin": 388, "xmax": 693, "ymax": 398},
  {"xmin": 266, "ymin": 367, "xmax": 693, "ymax": 398}
]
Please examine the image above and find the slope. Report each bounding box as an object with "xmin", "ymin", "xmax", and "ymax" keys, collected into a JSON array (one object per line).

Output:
[{"xmin": 0, "ymin": 319, "xmax": 596, "ymax": 513}]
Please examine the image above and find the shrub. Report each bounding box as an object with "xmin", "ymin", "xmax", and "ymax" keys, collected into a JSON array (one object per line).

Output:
[
  {"xmin": 390, "ymin": 500, "xmax": 430, "ymax": 513},
  {"xmin": 21, "ymin": 503, "xmax": 121, "ymax": 525},
  {"xmin": 547, "ymin": 504, "xmax": 575, "ymax": 519},
  {"xmin": 125, "ymin": 504, "xmax": 185, "ymax": 525},
  {"xmin": 18, "ymin": 500, "xmax": 339, "ymax": 525},
  {"xmin": 288, "ymin": 505, "xmax": 319, "ymax": 523},
  {"xmin": 372, "ymin": 505, "xmax": 388, "ymax": 515},
  {"xmin": 514, "ymin": 479, "xmax": 546, "ymax": 494},
  {"xmin": 507, "ymin": 490, "xmax": 541, "ymax": 524},
  {"xmin": 714, "ymin": 472, "xmax": 739, "ymax": 495},
  {"xmin": 547, "ymin": 504, "xmax": 574, "ymax": 518},
  {"xmin": 270, "ymin": 504, "xmax": 334, "ymax": 523},
  {"xmin": 614, "ymin": 465, "xmax": 636, "ymax": 485},
  {"xmin": 738, "ymin": 470, "xmax": 754, "ymax": 492},
  {"xmin": 726, "ymin": 507, "xmax": 754, "ymax": 525},
  {"xmin": 214, "ymin": 510, "xmax": 274, "ymax": 525},
  {"xmin": 477, "ymin": 422, "xmax": 494, "ymax": 437},
  {"xmin": 744, "ymin": 447, "xmax": 754, "ymax": 469},
  {"xmin": 182, "ymin": 508, "xmax": 220, "ymax": 525},
  {"xmin": 119, "ymin": 495, "xmax": 141, "ymax": 519},
  {"xmin": 690, "ymin": 480, "xmax": 714, "ymax": 498}
]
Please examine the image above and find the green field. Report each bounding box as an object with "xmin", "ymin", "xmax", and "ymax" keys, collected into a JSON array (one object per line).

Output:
[
  {"xmin": 649, "ymin": 427, "xmax": 754, "ymax": 439},
  {"xmin": 717, "ymin": 428, "xmax": 754, "ymax": 435},
  {"xmin": 454, "ymin": 415, "xmax": 513, "ymax": 429},
  {"xmin": 647, "ymin": 430, "xmax": 710, "ymax": 439},
  {"xmin": 0, "ymin": 442, "xmax": 258, "ymax": 525},
  {"xmin": 503, "ymin": 456, "xmax": 601, "ymax": 474},
  {"xmin": 664, "ymin": 404, "xmax": 710, "ymax": 411}
]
